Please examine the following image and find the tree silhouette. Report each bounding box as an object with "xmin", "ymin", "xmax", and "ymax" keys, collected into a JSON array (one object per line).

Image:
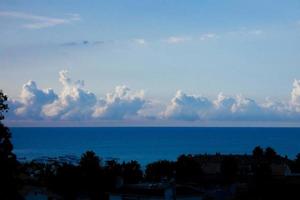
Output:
[
  {"xmin": 294, "ymin": 153, "xmax": 300, "ymax": 172},
  {"xmin": 0, "ymin": 90, "xmax": 21, "ymax": 199},
  {"xmin": 251, "ymin": 146, "xmax": 274, "ymax": 198},
  {"xmin": 121, "ymin": 160, "xmax": 143, "ymax": 184},
  {"xmin": 51, "ymin": 163, "xmax": 80, "ymax": 199},
  {"xmin": 289, "ymin": 153, "xmax": 300, "ymax": 173},
  {"xmin": 252, "ymin": 146, "xmax": 264, "ymax": 160},
  {"xmin": 145, "ymin": 160, "xmax": 175, "ymax": 182},
  {"xmin": 104, "ymin": 160, "xmax": 122, "ymax": 190},
  {"xmin": 79, "ymin": 151, "xmax": 106, "ymax": 199},
  {"xmin": 265, "ymin": 147, "xmax": 277, "ymax": 162},
  {"xmin": 80, "ymin": 151, "xmax": 101, "ymax": 172},
  {"xmin": 176, "ymin": 154, "xmax": 203, "ymax": 183}
]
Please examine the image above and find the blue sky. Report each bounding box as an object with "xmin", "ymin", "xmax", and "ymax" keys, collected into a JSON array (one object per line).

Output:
[{"xmin": 1, "ymin": 0, "xmax": 300, "ymax": 125}]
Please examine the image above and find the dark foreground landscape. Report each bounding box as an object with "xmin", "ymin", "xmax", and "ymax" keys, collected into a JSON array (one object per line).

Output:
[
  {"xmin": 3, "ymin": 141, "xmax": 300, "ymax": 200},
  {"xmin": 2, "ymin": 94, "xmax": 300, "ymax": 200}
]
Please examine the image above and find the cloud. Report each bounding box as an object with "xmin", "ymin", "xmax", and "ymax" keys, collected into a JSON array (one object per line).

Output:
[
  {"xmin": 227, "ymin": 28, "xmax": 264, "ymax": 37},
  {"xmin": 13, "ymin": 80, "xmax": 58, "ymax": 119},
  {"xmin": 291, "ymin": 79, "xmax": 300, "ymax": 111},
  {"xmin": 163, "ymin": 91, "xmax": 213, "ymax": 121},
  {"xmin": 163, "ymin": 87, "xmax": 300, "ymax": 121},
  {"xmin": 5, "ymin": 71, "xmax": 300, "ymax": 123},
  {"xmin": 200, "ymin": 33, "xmax": 218, "ymax": 41},
  {"xmin": 61, "ymin": 40, "xmax": 106, "ymax": 47},
  {"xmin": 163, "ymin": 33, "xmax": 217, "ymax": 44},
  {"xmin": 42, "ymin": 70, "xmax": 97, "ymax": 120},
  {"xmin": 93, "ymin": 85, "xmax": 146, "ymax": 120},
  {"xmin": 7, "ymin": 70, "xmax": 147, "ymax": 121},
  {"xmin": 133, "ymin": 38, "xmax": 147, "ymax": 45},
  {"xmin": 165, "ymin": 36, "xmax": 190, "ymax": 44},
  {"xmin": 60, "ymin": 39, "xmax": 139, "ymax": 49},
  {"xmin": 0, "ymin": 11, "xmax": 80, "ymax": 29},
  {"xmin": 62, "ymin": 41, "xmax": 90, "ymax": 46},
  {"xmin": 248, "ymin": 29, "xmax": 263, "ymax": 35},
  {"xmin": 212, "ymin": 93, "xmax": 268, "ymax": 120}
]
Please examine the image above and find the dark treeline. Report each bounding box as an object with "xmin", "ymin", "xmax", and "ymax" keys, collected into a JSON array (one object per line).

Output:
[
  {"xmin": 20, "ymin": 151, "xmax": 144, "ymax": 199},
  {"xmin": 2, "ymin": 91, "xmax": 300, "ymax": 200},
  {"xmin": 9, "ymin": 147, "xmax": 300, "ymax": 200},
  {"xmin": 6, "ymin": 145, "xmax": 300, "ymax": 200}
]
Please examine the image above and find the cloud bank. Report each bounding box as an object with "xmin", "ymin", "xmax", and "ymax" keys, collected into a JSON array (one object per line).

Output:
[
  {"xmin": 5, "ymin": 71, "xmax": 300, "ymax": 123},
  {"xmin": 8, "ymin": 71, "xmax": 146, "ymax": 121}
]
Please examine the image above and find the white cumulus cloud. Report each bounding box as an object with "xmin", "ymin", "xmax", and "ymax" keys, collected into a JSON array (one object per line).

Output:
[
  {"xmin": 42, "ymin": 70, "xmax": 97, "ymax": 120},
  {"xmin": 93, "ymin": 85, "xmax": 146, "ymax": 120},
  {"xmin": 212, "ymin": 94, "xmax": 266, "ymax": 120},
  {"xmin": 5, "ymin": 71, "xmax": 300, "ymax": 123},
  {"xmin": 163, "ymin": 90, "xmax": 213, "ymax": 121},
  {"xmin": 163, "ymin": 87, "xmax": 300, "ymax": 121},
  {"xmin": 14, "ymin": 80, "xmax": 57, "ymax": 119},
  {"xmin": 7, "ymin": 70, "xmax": 147, "ymax": 121}
]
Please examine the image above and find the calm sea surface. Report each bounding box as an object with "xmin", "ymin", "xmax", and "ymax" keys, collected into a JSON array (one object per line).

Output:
[{"xmin": 11, "ymin": 127, "xmax": 300, "ymax": 165}]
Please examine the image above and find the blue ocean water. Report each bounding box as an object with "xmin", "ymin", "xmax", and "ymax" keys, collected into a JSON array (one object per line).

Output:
[{"xmin": 11, "ymin": 127, "xmax": 300, "ymax": 165}]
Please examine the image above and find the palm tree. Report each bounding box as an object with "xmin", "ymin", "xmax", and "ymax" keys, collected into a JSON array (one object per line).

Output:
[
  {"xmin": 79, "ymin": 151, "xmax": 104, "ymax": 199},
  {"xmin": 79, "ymin": 151, "xmax": 101, "ymax": 172}
]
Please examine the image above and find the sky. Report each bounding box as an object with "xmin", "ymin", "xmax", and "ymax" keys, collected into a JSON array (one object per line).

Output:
[{"xmin": 1, "ymin": 0, "xmax": 300, "ymax": 126}]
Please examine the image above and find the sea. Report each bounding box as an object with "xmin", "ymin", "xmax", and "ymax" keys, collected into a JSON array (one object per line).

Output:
[{"xmin": 11, "ymin": 127, "xmax": 300, "ymax": 165}]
